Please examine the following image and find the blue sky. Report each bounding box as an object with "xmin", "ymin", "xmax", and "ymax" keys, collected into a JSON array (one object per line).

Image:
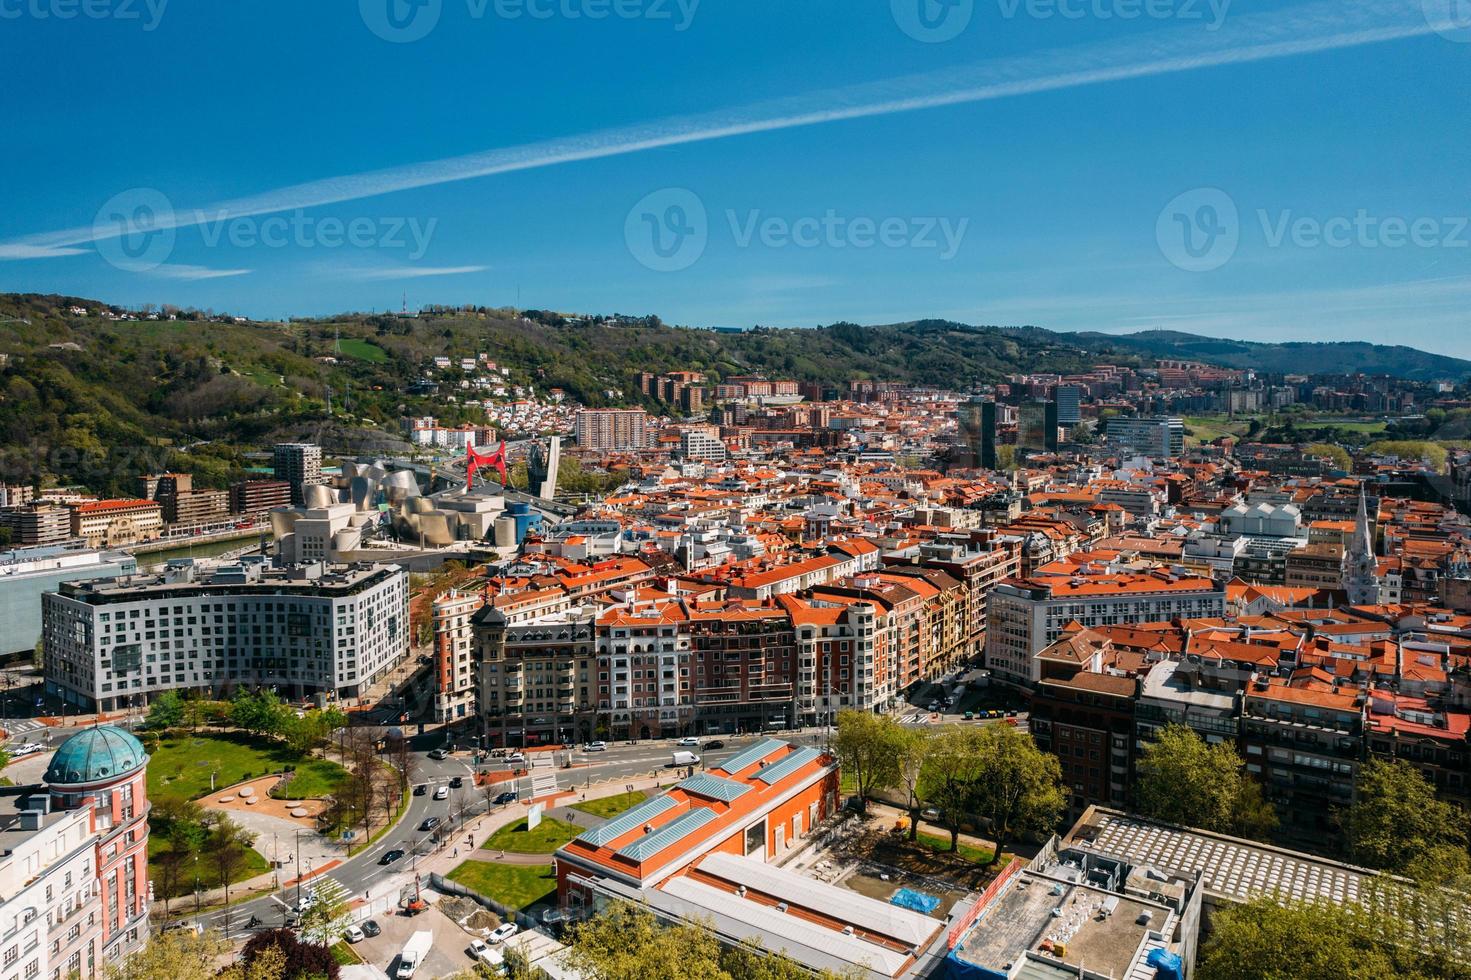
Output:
[{"xmin": 2, "ymin": 0, "xmax": 1469, "ymax": 356}]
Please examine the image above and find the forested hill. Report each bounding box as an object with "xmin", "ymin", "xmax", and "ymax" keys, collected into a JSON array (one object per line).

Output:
[{"xmin": 0, "ymin": 292, "xmax": 1464, "ymax": 493}]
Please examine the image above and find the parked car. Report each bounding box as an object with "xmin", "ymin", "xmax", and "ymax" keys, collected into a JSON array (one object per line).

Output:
[
  {"xmin": 677, "ymin": 736, "xmax": 700, "ymax": 747},
  {"xmin": 582, "ymin": 741, "xmax": 607, "ymax": 752},
  {"xmin": 419, "ymin": 817, "xmax": 441, "ymax": 832},
  {"xmin": 361, "ymin": 921, "xmax": 382, "ymax": 938},
  {"xmin": 488, "ymin": 922, "xmax": 519, "ymax": 944},
  {"xmin": 413, "ymin": 783, "xmax": 427, "ymax": 796},
  {"xmin": 704, "ymin": 740, "xmax": 725, "ymax": 750},
  {"xmin": 921, "ymin": 807, "xmax": 941, "ymax": 822},
  {"xmin": 379, "ymin": 849, "xmax": 405, "ymax": 866},
  {"xmin": 449, "ymin": 776, "xmax": 464, "ymax": 789},
  {"xmin": 493, "ymin": 791, "xmax": 517, "ymax": 805},
  {"xmin": 433, "ymin": 785, "xmax": 450, "ymax": 800},
  {"xmin": 344, "ymin": 926, "xmax": 365, "ymax": 944},
  {"xmin": 428, "ymin": 749, "xmax": 448, "ymax": 761}
]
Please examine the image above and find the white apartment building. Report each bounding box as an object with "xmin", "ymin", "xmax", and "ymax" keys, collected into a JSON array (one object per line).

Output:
[
  {"xmin": 41, "ymin": 559, "xmax": 409, "ymax": 711},
  {"xmin": 0, "ymin": 799, "xmax": 103, "ymax": 980},
  {"xmin": 985, "ymin": 572, "xmax": 1226, "ymax": 688}
]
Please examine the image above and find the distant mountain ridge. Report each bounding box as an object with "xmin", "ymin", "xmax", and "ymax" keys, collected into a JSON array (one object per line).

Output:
[{"xmin": 1046, "ymin": 328, "xmax": 1471, "ymax": 382}]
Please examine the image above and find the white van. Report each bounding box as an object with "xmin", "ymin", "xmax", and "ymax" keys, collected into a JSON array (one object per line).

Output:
[{"xmin": 671, "ymin": 750, "xmax": 700, "ymax": 767}]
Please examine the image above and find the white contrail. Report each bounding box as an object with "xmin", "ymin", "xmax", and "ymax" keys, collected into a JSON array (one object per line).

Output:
[{"xmin": 3, "ymin": 0, "xmax": 1451, "ymax": 257}]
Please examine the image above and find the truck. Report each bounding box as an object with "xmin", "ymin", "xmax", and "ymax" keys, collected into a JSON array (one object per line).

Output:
[
  {"xmin": 671, "ymin": 750, "xmax": 700, "ymax": 767},
  {"xmin": 396, "ymin": 930, "xmax": 433, "ymax": 979}
]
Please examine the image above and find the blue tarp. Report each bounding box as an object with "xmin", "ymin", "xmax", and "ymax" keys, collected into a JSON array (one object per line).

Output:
[
  {"xmin": 1147, "ymin": 948, "xmax": 1183, "ymax": 980},
  {"xmin": 890, "ymin": 888, "xmax": 942, "ymax": 914}
]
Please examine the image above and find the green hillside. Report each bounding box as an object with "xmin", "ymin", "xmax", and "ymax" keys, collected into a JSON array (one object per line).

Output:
[{"xmin": 0, "ymin": 292, "xmax": 1464, "ymax": 495}]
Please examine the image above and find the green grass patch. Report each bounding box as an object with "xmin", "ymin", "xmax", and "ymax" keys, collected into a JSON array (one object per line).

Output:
[
  {"xmin": 482, "ymin": 816, "xmax": 581, "ymax": 854},
  {"xmin": 331, "ymin": 943, "xmax": 362, "ymax": 966},
  {"xmin": 916, "ymin": 831, "xmax": 996, "ymax": 865},
  {"xmin": 336, "ymin": 338, "xmax": 388, "ymax": 363},
  {"xmin": 146, "ymin": 732, "xmax": 306, "ymax": 803},
  {"xmin": 270, "ymin": 759, "xmax": 350, "ymax": 800},
  {"xmin": 570, "ymin": 791, "xmax": 647, "ymax": 820},
  {"xmin": 447, "ymin": 861, "xmax": 557, "ymax": 911},
  {"xmin": 148, "ymin": 835, "xmax": 270, "ymax": 898}
]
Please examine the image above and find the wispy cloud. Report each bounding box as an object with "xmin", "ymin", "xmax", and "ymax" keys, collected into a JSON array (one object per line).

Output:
[
  {"xmin": 335, "ymin": 264, "xmax": 488, "ymax": 281},
  {"xmin": 150, "ymin": 264, "xmax": 253, "ymax": 281},
  {"xmin": 0, "ymin": 0, "xmax": 1446, "ymax": 260},
  {"xmin": 0, "ymin": 244, "xmax": 89, "ymax": 260}
]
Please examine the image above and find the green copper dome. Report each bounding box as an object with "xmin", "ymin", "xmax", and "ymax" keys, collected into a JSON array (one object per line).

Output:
[{"xmin": 44, "ymin": 726, "xmax": 147, "ymax": 785}]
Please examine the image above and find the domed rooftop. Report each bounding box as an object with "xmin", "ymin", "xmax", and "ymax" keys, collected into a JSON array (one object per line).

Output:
[{"xmin": 44, "ymin": 726, "xmax": 147, "ymax": 785}]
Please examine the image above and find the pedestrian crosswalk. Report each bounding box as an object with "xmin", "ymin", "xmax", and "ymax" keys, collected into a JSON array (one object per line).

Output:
[{"xmin": 3, "ymin": 719, "xmax": 47, "ymax": 738}]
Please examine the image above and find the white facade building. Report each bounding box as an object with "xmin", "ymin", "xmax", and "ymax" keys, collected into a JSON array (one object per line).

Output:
[{"xmin": 41, "ymin": 559, "xmax": 409, "ymax": 711}]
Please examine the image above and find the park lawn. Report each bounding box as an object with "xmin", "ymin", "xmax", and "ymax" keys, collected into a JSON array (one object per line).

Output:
[
  {"xmin": 147, "ymin": 835, "xmax": 270, "ymax": 898},
  {"xmin": 331, "ymin": 943, "xmax": 362, "ymax": 966},
  {"xmin": 336, "ymin": 338, "xmax": 388, "ymax": 363},
  {"xmin": 271, "ymin": 759, "xmax": 350, "ymax": 800},
  {"xmin": 570, "ymin": 791, "xmax": 647, "ymax": 820},
  {"xmin": 147, "ymin": 732, "xmax": 304, "ymax": 802},
  {"xmin": 447, "ymin": 861, "xmax": 557, "ymax": 911},
  {"xmin": 916, "ymin": 831, "xmax": 996, "ymax": 865},
  {"xmin": 482, "ymin": 816, "xmax": 581, "ymax": 854}
]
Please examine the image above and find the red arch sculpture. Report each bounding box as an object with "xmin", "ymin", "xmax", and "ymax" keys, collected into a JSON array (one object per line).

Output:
[{"xmin": 466, "ymin": 441, "xmax": 508, "ymax": 490}]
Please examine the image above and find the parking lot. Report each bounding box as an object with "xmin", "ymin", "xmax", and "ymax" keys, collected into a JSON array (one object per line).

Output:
[{"xmin": 347, "ymin": 898, "xmax": 481, "ymax": 979}]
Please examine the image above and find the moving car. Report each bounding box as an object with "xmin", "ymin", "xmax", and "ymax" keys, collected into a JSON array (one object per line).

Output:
[
  {"xmin": 419, "ymin": 817, "xmax": 441, "ymax": 832},
  {"xmin": 434, "ymin": 785, "xmax": 450, "ymax": 800},
  {"xmin": 493, "ymin": 791, "xmax": 517, "ymax": 805},
  {"xmin": 704, "ymin": 740, "xmax": 725, "ymax": 750},
  {"xmin": 10, "ymin": 743, "xmax": 44, "ymax": 758},
  {"xmin": 488, "ymin": 922, "xmax": 519, "ymax": 944},
  {"xmin": 582, "ymin": 741, "xmax": 607, "ymax": 752},
  {"xmin": 344, "ymin": 926, "xmax": 365, "ymax": 944},
  {"xmin": 379, "ymin": 849, "xmax": 405, "ymax": 865},
  {"xmin": 413, "ymin": 783, "xmax": 426, "ymax": 796},
  {"xmin": 428, "ymin": 749, "xmax": 448, "ymax": 761},
  {"xmin": 449, "ymin": 776, "xmax": 463, "ymax": 788},
  {"xmin": 676, "ymin": 736, "xmax": 700, "ymax": 747},
  {"xmin": 505, "ymin": 752, "xmax": 526, "ymax": 765}
]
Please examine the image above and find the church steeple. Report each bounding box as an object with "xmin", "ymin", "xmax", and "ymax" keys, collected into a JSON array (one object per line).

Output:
[{"xmin": 1343, "ymin": 484, "xmax": 1379, "ymax": 605}]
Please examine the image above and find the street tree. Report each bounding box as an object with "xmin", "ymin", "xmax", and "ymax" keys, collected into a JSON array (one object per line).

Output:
[
  {"xmin": 1134, "ymin": 724, "xmax": 1277, "ymax": 839},
  {"xmin": 297, "ymin": 876, "xmax": 353, "ymax": 947},
  {"xmin": 832, "ymin": 710, "xmax": 902, "ymax": 813},
  {"xmin": 919, "ymin": 726, "xmax": 986, "ymax": 853},
  {"xmin": 106, "ymin": 929, "xmax": 246, "ymax": 980},
  {"xmin": 1340, "ymin": 758, "xmax": 1470, "ymax": 880},
  {"xmin": 894, "ymin": 727, "xmax": 932, "ymax": 842},
  {"xmin": 1197, "ymin": 895, "xmax": 1395, "ymax": 980},
  {"xmin": 209, "ymin": 815, "xmax": 257, "ymax": 904},
  {"xmin": 145, "ymin": 690, "xmax": 184, "ymax": 730},
  {"xmin": 965, "ymin": 721, "xmax": 1066, "ymax": 866}
]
